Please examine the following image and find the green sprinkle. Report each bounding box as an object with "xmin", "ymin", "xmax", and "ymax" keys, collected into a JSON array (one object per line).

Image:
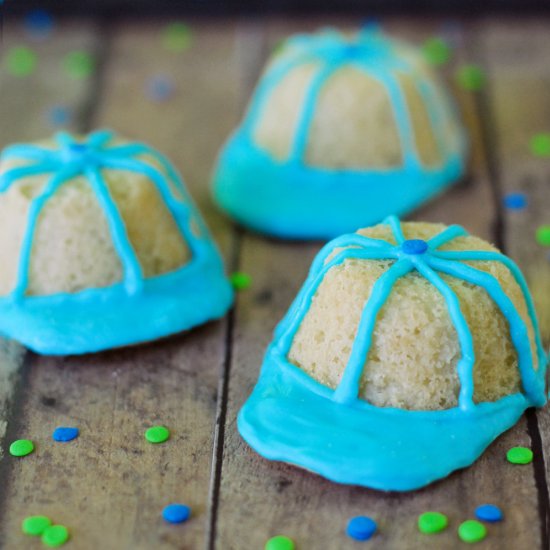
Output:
[
  {"xmin": 507, "ymin": 446, "xmax": 533, "ymax": 464},
  {"xmin": 265, "ymin": 535, "xmax": 295, "ymax": 550},
  {"xmin": 5, "ymin": 46, "xmax": 37, "ymax": 76},
  {"xmin": 22, "ymin": 515, "xmax": 52, "ymax": 536},
  {"xmin": 64, "ymin": 51, "xmax": 95, "ymax": 79},
  {"xmin": 9, "ymin": 439, "xmax": 34, "ymax": 457},
  {"xmin": 458, "ymin": 520, "xmax": 487, "ymax": 543},
  {"xmin": 272, "ymin": 38, "xmax": 287, "ymax": 55},
  {"xmin": 42, "ymin": 525, "xmax": 70, "ymax": 547},
  {"xmin": 230, "ymin": 271, "xmax": 252, "ymax": 291},
  {"xmin": 530, "ymin": 133, "xmax": 550, "ymax": 157},
  {"xmin": 145, "ymin": 425, "xmax": 170, "ymax": 444},
  {"xmin": 422, "ymin": 37, "xmax": 451, "ymax": 66},
  {"xmin": 536, "ymin": 225, "xmax": 550, "ymax": 247},
  {"xmin": 418, "ymin": 511, "xmax": 448, "ymax": 534},
  {"xmin": 456, "ymin": 65, "xmax": 485, "ymax": 91},
  {"xmin": 162, "ymin": 22, "xmax": 192, "ymax": 52}
]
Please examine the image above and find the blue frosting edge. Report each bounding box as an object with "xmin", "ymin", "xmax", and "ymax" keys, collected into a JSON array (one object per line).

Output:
[
  {"xmin": 238, "ymin": 217, "xmax": 547, "ymax": 491},
  {"xmin": 0, "ymin": 130, "xmax": 234, "ymax": 355}
]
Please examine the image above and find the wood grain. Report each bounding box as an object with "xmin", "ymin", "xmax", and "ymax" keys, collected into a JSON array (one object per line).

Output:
[
  {"xmin": 213, "ymin": 18, "xmax": 542, "ymax": 549},
  {"xmin": 0, "ymin": 20, "xmax": 244, "ymax": 550}
]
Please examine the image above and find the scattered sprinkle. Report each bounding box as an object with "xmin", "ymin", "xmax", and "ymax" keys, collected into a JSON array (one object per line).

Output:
[
  {"xmin": 536, "ymin": 226, "xmax": 550, "ymax": 247},
  {"xmin": 506, "ymin": 446, "xmax": 533, "ymax": 464},
  {"xmin": 503, "ymin": 192, "xmax": 527, "ymax": 210},
  {"xmin": 458, "ymin": 520, "xmax": 487, "ymax": 543},
  {"xmin": 265, "ymin": 535, "xmax": 295, "ymax": 550},
  {"xmin": 52, "ymin": 426, "xmax": 79, "ymax": 442},
  {"xmin": 22, "ymin": 515, "xmax": 52, "ymax": 536},
  {"xmin": 42, "ymin": 525, "xmax": 70, "ymax": 547},
  {"xmin": 145, "ymin": 425, "xmax": 170, "ymax": 444},
  {"xmin": 47, "ymin": 105, "xmax": 72, "ymax": 127},
  {"xmin": 5, "ymin": 46, "xmax": 37, "ymax": 77},
  {"xmin": 9, "ymin": 439, "xmax": 35, "ymax": 457},
  {"xmin": 422, "ymin": 37, "xmax": 451, "ymax": 66},
  {"xmin": 162, "ymin": 22, "xmax": 193, "ymax": 52},
  {"xmin": 456, "ymin": 65, "xmax": 485, "ymax": 91},
  {"xmin": 475, "ymin": 504, "xmax": 503, "ymax": 523},
  {"xmin": 24, "ymin": 9, "xmax": 54, "ymax": 40},
  {"xmin": 418, "ymin": 511, "xmax": 448, "ymax": 534},
  {"xmin": 146, "ymin": 75, "xmax": 176, "ymax": 102},
  {"xmin": 530, "ymin": 133, "xmax": 550, "ymax": 158},
  {"xmin": 230, "ymin": 271, "xmax": 252, "ymax": 291},
  {"xmin": 63, "ymin": 51, "xmax": 95, "ymax": 79},
  {"xmin": 346, "ymin": 515, "xmax": 377, "ymax": 541},
  {"xmin": 162, "ymin": 503, "xmax": 191, "ymax": 524}
]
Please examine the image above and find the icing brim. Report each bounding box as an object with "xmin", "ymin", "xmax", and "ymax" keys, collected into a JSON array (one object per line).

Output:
[
  {"xmin": 212, "ymin": 132, "xmax": 466, "ymax": 240},
  {"xmin": 0, "ymin": 249, "xmax": 233, "ymax": 356},
  {"xmin": 238, "ymin": 346, "xmax": 537, "ymax": 492}
]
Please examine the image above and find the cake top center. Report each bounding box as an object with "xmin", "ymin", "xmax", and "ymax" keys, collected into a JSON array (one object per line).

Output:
[{"xmin": 401, "ymin": 239, "xmax": 428, "ymax": 255}]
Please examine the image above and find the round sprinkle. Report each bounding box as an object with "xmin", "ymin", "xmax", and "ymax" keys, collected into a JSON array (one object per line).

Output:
[
  {"xmin": 423, "ymin": 37, "xmax": 451, "ymax": 66},
  {"xmin": 507, "ymin": 446, "xmax": 533, "ymax": 464},
  {"xmin": 162, "ymin": 503, "xmax": 191, "ymax": 524},
  {"xmin": 53, "ymin": 426, "xmax": 79, "ymax": 442},
  {"xmin": 64, "ymin": 51, "xmax": 95, "ymax": 79},
  {"xmin": 458, "ymin": 520, "xmax": 487, "ymax": 543},
  {"xmin": 9, "ymin": 439, "xmax": 34, "ymax": 457},
  {"xmin": 24, "ymin": 10, "xmax": 54, "ymax": 40},
  {"xmin": 456, "ymin": 65, "xmax": 485, "ymax": 91},
  {"xmin": 475, "ymin": 503, "xmax": 503, "ymax": 523},
  {"xmin": 230, "ymin": 271, "xmax": 252, "ymax": 291},
  {"xmin": 146, "ymin": 75, "xmax": 176, "ymax": 102},
  {"xmin": 536, "ymin": 225, "xmax": 550, "ymax": 247},
  {"xmin": 22, "ymin": 515, "xmax": 52, "ymax": 536},
  {"xmin": 47, "ymin": 105, "xmax": 71, "ymax": 127},
  {"xmin": 265, "ymin": 535, "xmax": 295, "ymax": 550},
  {"xmin": 162, "ymin": 22, "xmax": 192, "ymax": 52},
  {"xmin": 530, "ymin": 133, "xmax": 550, "ymax": 158},
  {"xmin": 418, "ymin": 511, "xmax": 448, "ymax": 534},
  {"xmin": 42, "ymin": 525, "xmax": 70, "ymax": 547},
  {"xmin": 5, "ymin": 46, "xmax": 37, "ymax": 77},
  {"xmin": 145, "ymin": 425, "xmax": 170, "ymax": 444},
  {"xmin": 503, "ymin": 192, "xmax": 527, "ymax": 210},
  {"xmin": 346, "ymin": 515, "xmax": 377, "ymax": 541}
]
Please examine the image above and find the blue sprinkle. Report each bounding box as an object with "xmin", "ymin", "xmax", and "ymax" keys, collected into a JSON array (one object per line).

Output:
[
  {"xmin": 162, "ymin": 503, "xmax": 191, "ymax": 524},
  {"xmin": 475, "ymin": 504, "xmax": 503, "ymax": 523},
  {"xmin": 402, "ymin": 239, "xmax": 428, "ymax": 255},
  {"xmin": 503, "ymin": 192, "xmax": 527, "ymax": 210},
  {"xmin": 52, "ymin": 426, "xmax": 79, "ymax": 442},
  {"xmin": 346, "ymin": 516, "xmax": 377, "ymax": 541},
  {"xmin": 24, "ymin": 10, "xmax": 55, "ymax": 40},
  {"xmin": 47, "ymin": 105, "xmax": 72, "ymax": 127},
  {"xmin": 146, "ymin": 75, "xmax": 175, "ymax": 102}
]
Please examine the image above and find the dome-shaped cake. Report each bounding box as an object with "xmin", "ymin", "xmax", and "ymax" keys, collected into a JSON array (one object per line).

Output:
[
  {"xmin": 213, "ymin": 28, "xmax": 467, "ymax": 239},
  {"xmin": 0, "ymin": 130, "xmax": 233, "ymax": 355},
  {"xmin": 238, "ymin": 217, "xmax": 547, "ymax": 491}
]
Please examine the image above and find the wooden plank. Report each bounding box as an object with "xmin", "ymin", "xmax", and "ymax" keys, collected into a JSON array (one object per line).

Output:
[
  {"xmin": 474, "ymin": 18, "xmax": 550, "ymax": 548},
  {"xmin": 214, "ymin": 17, "xmax": 543, "ymax": 549},
  {"xmin": 0, "ymin": 18, "xmax": 100, "ymax": 455},
  {"xmin": 0, "ymin": 19, "xmax": 250, "ymax": 549}
]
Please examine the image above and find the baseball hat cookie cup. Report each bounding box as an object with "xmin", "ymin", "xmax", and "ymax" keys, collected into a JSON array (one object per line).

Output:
[
  {"xmin": 238, "ymin": 217, "xmax": 547, "ymax": 491},
  {"xmin": 212, "ymin": 28, "xmax": 467, "ymax": 240},
  {"xmin": 0, "ymin": 130, "xmax": 233, "ymax": 355}
]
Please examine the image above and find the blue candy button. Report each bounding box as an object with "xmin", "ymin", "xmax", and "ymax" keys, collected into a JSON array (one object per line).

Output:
[
  {"xmin": 402, "ymin": 239, "xmax": 429, "ymax": 255},
  {"xmin": 346, "ymin": 516, "xmax": 377, "ymax": 541},
  {"xmin": 52, "ymin": 426, "xmax": 79, "ymax": 442},
  {"xmin": 162, "ymin": 503, "xmax": 191, "ymax": 524},
  {"xmin": 475, "ymin": 503, "xmax": 503, "ymax": 523}
]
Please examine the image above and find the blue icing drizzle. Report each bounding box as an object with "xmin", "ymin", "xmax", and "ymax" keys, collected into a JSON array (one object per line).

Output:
[
  {"xmin": 238, "ymin": 216, "xmax": 547, "ymax": 491},
  {"xmin": 0, "ymin": 130, "xmax": 233, "ymax": 355},
  {"xmin": 213, "ymin": 28, "xmax": 468, "ymax": 240}
]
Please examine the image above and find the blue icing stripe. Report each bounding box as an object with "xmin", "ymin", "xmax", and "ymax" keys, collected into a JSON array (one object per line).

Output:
[
  {"xmin": 238, "ymin": 216, "xmax": 547, "ymax": 491},
  {"xmin": 213, "ymin": 28, "xmax": 468, "ymax": 239},
  {"xmin": 0, "ymin": 130, "xmax": 233, "ymax": 355}
]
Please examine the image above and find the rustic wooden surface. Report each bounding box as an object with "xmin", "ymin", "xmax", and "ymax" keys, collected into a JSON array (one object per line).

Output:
[{"xmin": 0, "ymin": 14, "xmax": 549, "ymax": 550}]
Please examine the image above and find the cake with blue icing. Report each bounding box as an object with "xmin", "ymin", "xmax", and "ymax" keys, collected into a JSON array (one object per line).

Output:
[
  {"xmin": 238, "ymin": 217, "xmax": 547, "ymax": 491},
  {"xmin": 0, "ymin": 130, "xmax": 233, "ymax": 355},
  {"xmin": 213, "ymin": 28, "xmax": 467, "ymax": 240}
]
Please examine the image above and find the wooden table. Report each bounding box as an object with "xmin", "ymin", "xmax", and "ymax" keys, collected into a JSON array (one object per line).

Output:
[{"xmin": 0, "ymin": 15, "xmax": 549, "ymax": 550}]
